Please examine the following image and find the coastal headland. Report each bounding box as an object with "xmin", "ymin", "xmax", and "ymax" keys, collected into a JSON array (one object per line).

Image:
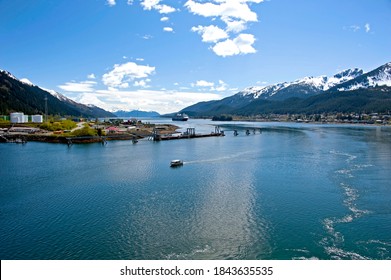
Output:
[{"xmin": 0, "ymin": 118, "xmax": 180, "ymax": 144}]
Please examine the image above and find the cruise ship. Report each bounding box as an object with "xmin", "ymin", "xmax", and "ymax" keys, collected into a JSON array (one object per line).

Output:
[{"xmin": 172, "ymin": 113, "xmax": 189, "ymax": 121}]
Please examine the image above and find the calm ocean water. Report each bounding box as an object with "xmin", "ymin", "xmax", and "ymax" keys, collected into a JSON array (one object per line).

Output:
[{"xmin": 1, "ymin": 119, "xmax": 390, "ymax": 260}]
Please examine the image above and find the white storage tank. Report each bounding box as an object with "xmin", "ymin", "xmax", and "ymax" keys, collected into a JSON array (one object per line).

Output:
[
  {"xmin": 31, "ymin": 115, "xmax": 43, "ymax": 123},
  {"xmin": 10, "ymin": 112, "xmax": 24, "ymax": 123}
]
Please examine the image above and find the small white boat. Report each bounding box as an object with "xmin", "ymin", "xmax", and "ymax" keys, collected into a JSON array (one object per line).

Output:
[{"xmin": 170, "ymin": 159, "xmax": 183, "ymax": 167}]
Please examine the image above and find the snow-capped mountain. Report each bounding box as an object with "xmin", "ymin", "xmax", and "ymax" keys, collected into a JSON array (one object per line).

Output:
[
  {"xmin": 180, "ymin": 62, "xmax": 391, "ymax": 116},
  {"xmin": 332, "ymin": 62, "xmax": 391, "ymax": 91},
  {"xmin": 239, "ymin": 68, "xmax": 364, "ymax": 101}
]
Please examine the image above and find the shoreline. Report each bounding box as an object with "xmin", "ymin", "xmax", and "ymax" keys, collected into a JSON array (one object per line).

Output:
[{"xmin": 1, "ymin": 120, "xmax": 390, "ymax": 145}]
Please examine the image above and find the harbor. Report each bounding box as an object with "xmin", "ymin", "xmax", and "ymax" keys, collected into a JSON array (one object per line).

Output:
[
  {"xmin": 0, "ymin": 119, "xmax": 229, "ymax": 145},
  {"xmin": 1, "ymin": 119, "xmax": 390, "ymax": 260}
]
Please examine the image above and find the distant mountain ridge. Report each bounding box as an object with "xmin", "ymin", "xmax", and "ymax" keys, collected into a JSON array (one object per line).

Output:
[
  {"xmin": 113, "ymin": 110, "xmax": 160, "ymax": 118},
  {"xmin": 181, "ymin": 62, "xmax": 391, "ymax": 116},
  {"xmin": 0, "ymin": 70, "xmax": 115, "ymax": 118}
]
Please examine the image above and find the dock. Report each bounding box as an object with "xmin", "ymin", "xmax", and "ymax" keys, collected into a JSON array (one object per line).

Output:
[
  {"xmin": 160, "ymin": 132, "xmax": 224, "ymax": 141},
  {"xmin": 154, "ymin": 127, "xmax": 224, "ymax": 141}
]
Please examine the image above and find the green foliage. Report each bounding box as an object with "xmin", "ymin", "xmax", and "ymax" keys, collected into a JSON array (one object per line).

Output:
[
  {"xmin": 0, "ymin": 119, "xmax": 10, "ymax": 124},
  {"xmin": 39, "ymin": 120, "xmax": 77, "ymax": 131},
  {"xmin": 71, "ymin": 124, "xmax": 97, "ymax": 137}
]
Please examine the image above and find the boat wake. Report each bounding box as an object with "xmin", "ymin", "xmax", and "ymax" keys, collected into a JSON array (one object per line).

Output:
[
  {"xmin": 184, "ymin": 149, "xmax": 260, "ymax": 165},
  {"xmin": 319, "ymin": 150, "xmax": 374, "ymax": 259}
]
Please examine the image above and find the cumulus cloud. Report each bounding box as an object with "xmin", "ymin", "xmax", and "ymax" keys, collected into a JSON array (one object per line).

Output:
[
  {"xmin": 58, "ymin": 81, "xmax": 97, "ymax": 92},
  {"xmin": 185, "ymin": 0, "xmax": 262, "ymax": 23},
  {"xmin": 224, "ymin": 18, "xmax": 247, "ymax": 33},
  {"xmin": 141, "ymin": 0, "xmax": 176, "ymax": 14},
  {"xmin": 106, "ymin": 0, "xmax": 116, "ymax": 6},
  {"xmin": 87, "ymin": 73, "xmax": 96, "ymax": 79},
  {"xmin": 141, "ymin": 0, "xmax": 160, "ymax": 10},
  {"xmin": 163, "ymin": 27, "xmax": 174, "ymax": 32},
  {"xmin": 213, "ymin": 80, "xmax": 228, "ymax": 91},
  {"xmin": 191, "ymin": 25, "xmax": 228, "ymax": 43},
  {"xmin": 186, "ymin": 0, "xmax": 262, "ymax": 56},
  {"xmin": 193, "ymin": 80, "xmax": 215, "ymax": 87},
  {"xmin": 160, "ymin": 16, "xmax": 169, "ymax": 22},
  {"xmin": 365, "ymin": 23, "xmax": 370, "ymax": 33},
  {"xmin": 73, "ymin": 89, "xmax": 220, "ymax": 114},
  {"xmin": 212, "ymin": 33, "xmax": 256, "ymax": 57},
  {"xmin": 102, "ymin": 62, "xmax": 155, "ymax": 89},
  {"xmin": 133, "ymin": 79, "xmax": 151, "ymax": 88},
  {"xmin": 191, "ymin": 79, "xmax": 229, "ymax": 92},
  {"xmin": 344, "ymin": 23, "xmax": 372, "ymax": 34}
]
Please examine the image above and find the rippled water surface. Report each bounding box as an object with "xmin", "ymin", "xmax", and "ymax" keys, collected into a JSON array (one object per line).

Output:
[{"xmin": 1, "ymin": 120, "xmax": 390, "ymax": 259}]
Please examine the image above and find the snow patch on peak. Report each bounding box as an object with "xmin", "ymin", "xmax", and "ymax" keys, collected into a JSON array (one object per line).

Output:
[
  {"xmin": 240, "ymin": 82, "xmax": 289, "ymax": 99},
  {"xmin": 1, "ymin": 69, "xmax": 18, "ymax": 80},
  {"xmin": 20, "ymin": 78, "xmax": 34, "ymax": 86},
  {"xmin": 41, "ymin": 87, "xmax": 70, "ymax": 102},
  {"xmin": 241, "ymin": 86, "xmax": 266, "ymax": 96},
  {"xmin": 370, "ymin": 66, "xmax": 391, "ymax": 87},
  {"xmin": 295, "ymin": 76, "xmax": 328, "ymax": 89},
  {"xmin": 334, "ymin": 68, "xmax": 363, "ymax": 79}
]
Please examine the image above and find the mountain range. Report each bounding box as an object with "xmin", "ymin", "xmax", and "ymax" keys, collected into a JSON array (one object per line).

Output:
[
  {"xmin": 0, "ymin": 70, "xmax": 115, "ymax": 118},
  {"xmin": 113, "ymin": 110, "xmax": 160, "ymax": 118},
  {"xmin": 181, "ymin": 62, "xmax": 391, "ymax": 116}
]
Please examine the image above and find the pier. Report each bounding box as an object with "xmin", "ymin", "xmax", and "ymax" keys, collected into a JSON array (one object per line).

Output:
[{"xmin": 153, "ymin": 127, "xmax": 224, "ymax": 141}]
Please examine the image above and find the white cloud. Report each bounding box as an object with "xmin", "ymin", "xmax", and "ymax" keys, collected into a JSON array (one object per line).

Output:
[
  {"xmin": 163, "ymin": 27, "xmax": 174, "ymax": 32},
  {"xmin": 141, "ymin": 0, "xmax": 160, "ymax": 10},
  {"xmin": 141, "ymin": 0, "xmax": 176, "ymax": 14},
  {"xmin": 365, "ymin": 23, "xmax": 370, "ymax": 33},
  {"xmin": 213, "ymin": 80, "xmax": 228, "ymax": 91},
  {"xmin": 344, "ymin": 23, "xmax": 372, "ymax": 33},
  {"xmin": 345, "ymin": 25, "xmax": 360, "ymax": 32},
  {"xmin": 186, "ymin": 0, "xmax": 263, "ymax": 56},
  {"xmin": 191, "ymin": 25, "xmax": 228, "ymax": 43},
  {"xmin": 73, "ymin": 89, "xmax": 220, "ymax": 114},
  {"xmin": 87, "ymin": 73, "xmax": 96, "ymax": 79},
  {"xmin": 191, "ymin": 79, "xmax": 229, "ymax": 92},
  {"xmin": 193, "ymin": 80, "xmax": 215, "ymax": 87},
  {"xmin": 157, "ymin": 4, "xmax": 176, "ymax": 14},
  {"xmin": 76, "ymin": 93, "xmax": 108, "ymax": 109},
  {"xmin": 212, "ymin": 33, "xmax": 256, "ymax": 56},
  {"xmin": 224, "ymin": 18, "xmax": 247, "ymax": 33},
  {"xmin": 160, "ymin": 16, "xmax": 169, "ymax": 22},
  {"xmin": 102, "ymin": 62, "xmax": 155, "ymax": 89},
  {"xmin": 58, "ymin": 81, "xmax": 97, "ymax": 92},
  {"xmin": 106, "ymin": 0, "xmax": 116, "ymax": 6},
  {"xmin": 185, "ymin": 0, "xmax": 262, "ymax": 23},
  {"xmin": 133, "ymin": 79, "xmax": 151, "ymax": 88}
]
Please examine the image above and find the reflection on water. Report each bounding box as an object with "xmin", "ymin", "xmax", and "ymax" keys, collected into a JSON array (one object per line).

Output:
[{"xmin": 0, "ymin": 120, "xmax": 390, "ymax": 259}]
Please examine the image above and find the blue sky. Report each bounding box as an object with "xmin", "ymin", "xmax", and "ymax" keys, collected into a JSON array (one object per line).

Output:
[{"xmin": 1, "ymin": 0, "xmax": 391, "ymax": 113}]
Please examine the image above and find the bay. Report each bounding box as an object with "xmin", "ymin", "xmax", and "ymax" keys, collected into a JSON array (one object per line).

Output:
[{"xmin": 1, "ymin": 119, "xmax": 390, "ymax": 260}]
